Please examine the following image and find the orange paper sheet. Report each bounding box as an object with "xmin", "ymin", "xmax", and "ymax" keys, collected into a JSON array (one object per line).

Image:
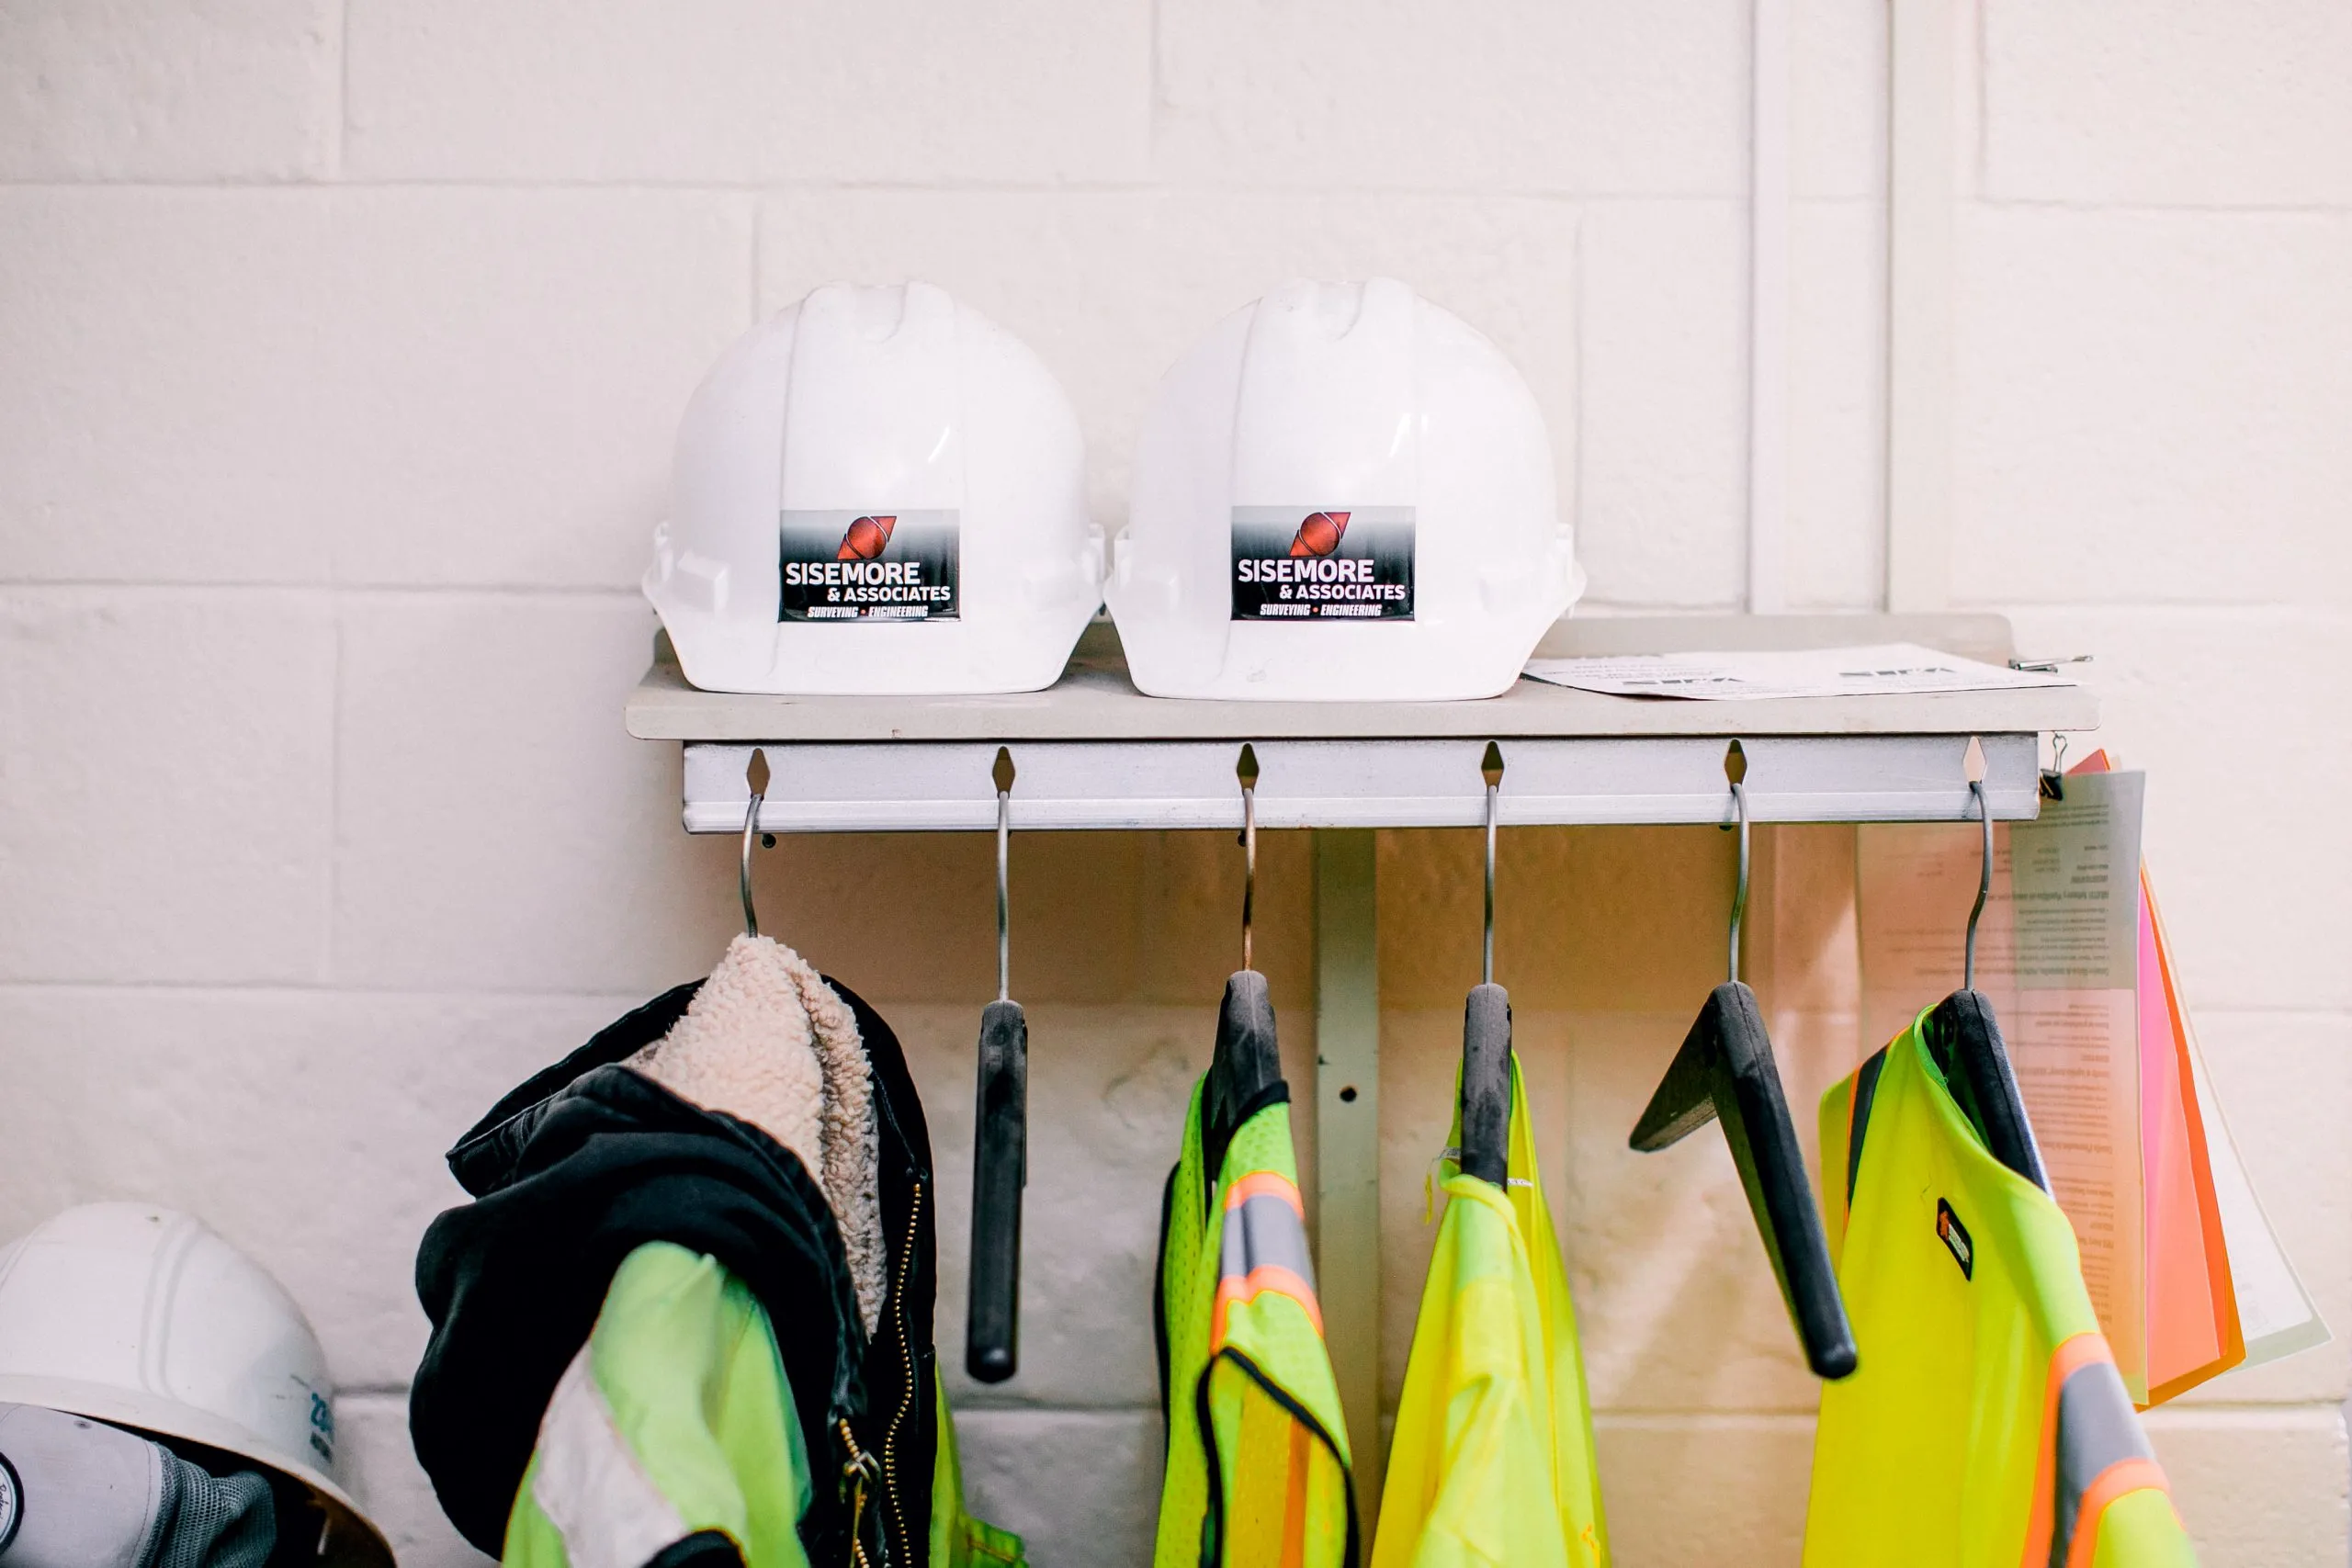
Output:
[{"xmin": 2069, "ymin": 750, "xmax": 2242, "ymax": 1404}]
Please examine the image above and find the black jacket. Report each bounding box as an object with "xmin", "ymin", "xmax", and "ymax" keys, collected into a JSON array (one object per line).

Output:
[{"xmin": 410, "ymin": 976, "xmax": 944, "ymax": 1566}]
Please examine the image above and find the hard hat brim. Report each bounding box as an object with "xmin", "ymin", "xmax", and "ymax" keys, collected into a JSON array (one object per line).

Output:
[{"xmin": 0, "ymin": 1372, "xmax": 393, "ymax": 1568}]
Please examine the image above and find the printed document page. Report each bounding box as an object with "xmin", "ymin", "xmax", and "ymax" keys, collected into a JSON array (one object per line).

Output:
[
  {"xmin": 1523, "ymin": 642, "xmax": 2077, "ymax": 701},
  {"xmin": 1857, "ymin": 772, "xmax": 2149, "ymax": 1395}
]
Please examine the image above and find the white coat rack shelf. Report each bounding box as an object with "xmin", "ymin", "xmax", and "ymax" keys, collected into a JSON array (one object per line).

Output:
[
  {"xmin": 627, "ymin": 610, "xmax": 2094, "ymax": 1526},
  {"xmin": 628, "ymin": 612, "xmax": 2094, "ymax": 833}
]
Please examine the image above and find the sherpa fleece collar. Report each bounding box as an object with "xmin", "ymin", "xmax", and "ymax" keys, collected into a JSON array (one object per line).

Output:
[{"xmin": 628, "ymin": 934, "xmax": 887, "ymax": 1336}]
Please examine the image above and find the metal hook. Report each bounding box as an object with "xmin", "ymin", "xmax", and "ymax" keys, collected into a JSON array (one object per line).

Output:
[
  {"xmin": 993, "ymin": 747, "xmax": 1015, "ymax": 1003},
  {"xmin": 1725, "ymin": 740, "xmax": 1750, "ymax": 985},
  {"xmin": 740, "ymin": 749, "xmax": 772, "ymax": 938},
  {"xmin": 1237, "ymin": 744, "xmax": 1261, "ymax": 973},
  {"xmin": 1480, "ymin": 741, "xmax": 1505, "ymax": 987},
  {"xmin": 1963, "ymin": 737, "xmax": 1991, "ymax": 990}
]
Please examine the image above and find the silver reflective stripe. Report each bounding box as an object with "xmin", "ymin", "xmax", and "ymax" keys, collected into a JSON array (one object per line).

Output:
[
  {"xmin": 2048, "ymin": 1357, "xmax": 2155, "ymax": 1568},
  {"xmin": 532, "ymin": 1347, "xmax": 689, "ymax": 1568},
  {"xmin": 1219, "ymin": 1191, "xmax": 1317, "ymax": 1291}
]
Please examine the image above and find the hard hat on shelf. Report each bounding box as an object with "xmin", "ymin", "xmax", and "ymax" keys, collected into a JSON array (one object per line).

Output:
[
  {"xmin": 647, "ymin": 281, "xmax": 1104, "ymax": 695},
  {"xmin": 0, "ymin": 1202, "xmax": 391, "ymax": 1567},
  {"xmin": 1106, "ymin": 277, "xmax": 1581, "ymax": 701}
]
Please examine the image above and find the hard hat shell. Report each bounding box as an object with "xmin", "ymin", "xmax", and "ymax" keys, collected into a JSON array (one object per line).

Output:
[
  {"xmin": 647, "ymin": 281, "xmax": 1104, "ymax": 694},
  {"xmin": 1107, "ymin": 278, "xmax": 1583, "ymax": 701},
  {"xmin": 0, "ymin": 1203, "xmax": 391, "ymax": 1568}
]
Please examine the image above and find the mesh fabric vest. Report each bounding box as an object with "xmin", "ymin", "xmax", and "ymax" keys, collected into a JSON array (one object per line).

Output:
[{"xmin": 1156, "ymin": 1080, "xmax": 1357, "ymax": 1568}]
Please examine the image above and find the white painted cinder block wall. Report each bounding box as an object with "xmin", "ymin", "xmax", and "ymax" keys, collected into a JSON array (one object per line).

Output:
[{"xmin": 2, "ymin": 1, "xmax": 2347, "ymax": 1562}]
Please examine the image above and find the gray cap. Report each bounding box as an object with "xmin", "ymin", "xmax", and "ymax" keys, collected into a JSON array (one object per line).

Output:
[{"xmin": 0, "ymin": 1404, "xmax": 273, "ymax": 1568}]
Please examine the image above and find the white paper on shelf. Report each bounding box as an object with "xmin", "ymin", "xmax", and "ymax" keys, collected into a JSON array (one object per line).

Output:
[
  {"xmin": 1523, "ymin": 641, "xmax": 2077, "ymax": 700},
  {"xmin": 1856, "ymin": 772, "xmax": 2149, "ymax": 1396}
]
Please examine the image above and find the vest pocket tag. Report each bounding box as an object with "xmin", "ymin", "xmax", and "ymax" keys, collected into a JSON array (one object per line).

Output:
[{"xmin": 1935, "ymin": 1199, "xmax": 1974, "ymax": 1280}]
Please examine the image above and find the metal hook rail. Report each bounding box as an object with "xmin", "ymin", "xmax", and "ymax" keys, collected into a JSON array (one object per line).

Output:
[{"xmin": 638, "ymin": 611, "xmax": 2091, "ymax": 1522}]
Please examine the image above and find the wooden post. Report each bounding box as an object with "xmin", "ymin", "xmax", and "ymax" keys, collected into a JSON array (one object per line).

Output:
[{"xmin": 1313, "ymin": 829, "xmax": 1383, "ymax": 1531}]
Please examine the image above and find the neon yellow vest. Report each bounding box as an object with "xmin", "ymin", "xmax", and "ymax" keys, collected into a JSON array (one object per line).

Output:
[
  {"xmin": 506, "ymin": 1242, "xmax": 1022, "ymax": 1568},
  {"xmin": 1807, "ymin": 1013, "xmax": 2196, "ymax": 1568},
  {"xmin": 1374, "ymin": 1053, "xmax": 1608, "ymax": 1568},
  {"xmin": 1157, "ymin": 1081, "xmax": 1357, "ymax": 1568}
]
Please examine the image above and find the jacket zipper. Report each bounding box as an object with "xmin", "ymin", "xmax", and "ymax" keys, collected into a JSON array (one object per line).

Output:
[
  {"xmin": 879, "ymin": 1177, "xmax": 925, "ymax": 1563},
  {"xmin": 839, "ymin": 1418, "xmax": 882, "ymax": 1568}
]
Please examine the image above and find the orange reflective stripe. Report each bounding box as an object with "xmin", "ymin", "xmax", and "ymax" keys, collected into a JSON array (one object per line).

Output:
[
  {"xmin": 2023, "ymin": 1334, "xmax": 2116, "ymax": 1568},
  {"xmin": 2064, "ymin": 1459, "xmax": 2174, "ymax": 1568},
  {"xmin": 1280, "ymin": 1421, "xmax": 1310, "ymax": 1568},
  {"xmin": 1214, "ymin": 1264, "xmax": 1324, "ymax": 1346},
  {"xmin": 1226, "ymin": 1170, "xmax": 1306, "ymax": 1215}
]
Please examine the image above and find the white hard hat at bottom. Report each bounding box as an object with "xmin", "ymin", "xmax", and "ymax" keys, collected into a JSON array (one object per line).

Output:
[{"xmin": 0, "ymin": 1203, "xmax": 390, "ymax": 1568}]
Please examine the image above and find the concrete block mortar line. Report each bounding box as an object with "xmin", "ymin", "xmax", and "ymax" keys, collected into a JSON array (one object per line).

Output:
[
  {"xmin": 0, "ymin": 580, "xmax": 648, "ymax": 600},
  {"xmin": 332, "ymin": 0, "xmax": 350, "ymax": 181},
  {"xmin": 0, "ymin": 175, "xmax": 1746, "ymax": 203},
  {"xmin": 2143, "ymin": 1402, "xmax": 2352, "ymax": 1424},
  {"xmin": 1953, "ymin": 598, "xmax": 2349, "ymax": 623},
  {"xmin": 333, "ymin": 1383, "xmax": 412, "ymax": 1403},
  {"xmin": 0, "ymin": 980, "xmax": 670, "ymax": 1005},
  {"xmin": 1593, "ymin": 1409, "xmax": 1817, "ymax": 1429},
  {"xmin": 326, "ymin": 592, "xmax": 345, "ymax": 985},
  {"xmin": 1968, "ymin": 0, "xmax": 1990, "ymax": 200},
  {"xmin": 1571, "ymin": 212, "xmax": 1589, "ymax": 558},
  {"xmin": 1972, "ymin": 196, "xmax": 2352, "ymax": 218}
]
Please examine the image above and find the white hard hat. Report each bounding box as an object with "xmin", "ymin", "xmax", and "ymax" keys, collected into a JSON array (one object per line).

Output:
[
  {"xmin": 1106, "ymin": 278, "xmax": 1582, "ymax": 700},
  {"xmin": 0, "ymin": 1203, "xmax": 390, "ymax": 1567},
  {"xmin": 647, "ymin": 281, "xmax": 1105, "ymax": 694}
]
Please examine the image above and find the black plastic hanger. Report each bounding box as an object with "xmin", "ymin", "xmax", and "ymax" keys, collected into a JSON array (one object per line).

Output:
[
  {"xmin": 967, "ymin": 749, "xmax": 1028, "ymax": 1382},
  {"xmin": 1204, "ymin": 746, "xmax": 1286, "ymax": 1181},
  {"xmin": 1629, "ymin": 741, "xmax": 1858, "ymax": 1381},
  {"xmin": 1920, "ymin": 761, "xmax": 2048, "ymax": 1191},
  {"xmin": 1456, "ymin": 743, "xmax": 1512, "ymax": 1188}
]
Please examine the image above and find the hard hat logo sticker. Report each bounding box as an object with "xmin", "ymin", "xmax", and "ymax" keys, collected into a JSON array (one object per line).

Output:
[
  {"xmin": 780, "ymin": 508, "xmax": 960, "ymax": 622},
  {"xmin": 1231, "ymin": 505, "xmax": 1414, "ymax": 622}
]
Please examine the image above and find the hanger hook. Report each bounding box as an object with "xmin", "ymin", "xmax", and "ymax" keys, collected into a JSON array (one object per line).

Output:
[
  {"xmin": 1238, "ymin": 744, "xmax": 1261, "ymax": 973},
  {"xmin": 1480, "ymin": 741, "xmax": 1505, "ymax": 987},
  {"xmin": 1725, "ymin": 740, "xmax": 1749, "ymax": 985},
  {"xmin": 1962, "ymin": 738, "xmax": 1991, "ymax": 989},
  {"xmin": 740, "ymin": 749, "xmax": 772, "ymax": 939},
  {"xmin": 993, "ymin": 747, "xmax": 1015, "ymax": 1003},
  {"xmin": 1961, "ymin": 739, "xmax": 1996, "ymax": 998}
]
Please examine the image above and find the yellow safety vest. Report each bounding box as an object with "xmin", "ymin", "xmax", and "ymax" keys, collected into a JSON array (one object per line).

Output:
[
  {"xmin": 1156, "ymin": 1080, "xmax": 1357, "ymax": 1568},
  {"xmin": 505, "ymin": 1243, "xmax": 1022, "ymax": 1568},
  {"xmin": 1807, "ymin": 1012, "xmax": 2197, "ymax": 1568},
  {"xmin": 1374, "ymin": 1053, "xmax": 1609, "ymax": 1568}
]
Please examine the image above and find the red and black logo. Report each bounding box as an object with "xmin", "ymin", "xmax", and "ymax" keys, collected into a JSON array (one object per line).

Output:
[
  {"xmin": 780, "ymin": 509, "xmax": 959, "ymax": 621},
  {"xmin": 1231, "ymin": 506, "xmax": 1413, "ymax": 622},
  {"xmin": 835, "ymin": 514, "xmax": 898, "ymax": 561},
  {"xmin": 1286, "ymin": 510, "xmax": 1351, "ymax": 558}
]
